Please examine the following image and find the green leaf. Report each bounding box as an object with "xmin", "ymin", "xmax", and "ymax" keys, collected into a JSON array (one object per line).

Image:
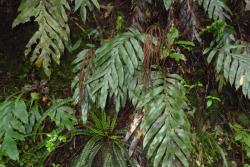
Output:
[
  {"xmin": 138, "ymin": 72, "xmax": 191, "ymax": 167},
  {"xmin": 13, "ymin": 0, "xmax": 70, "ymax": 77},
  {"xmin": 72, "ymin": 29, "xmax": 144, "ymax": 121},
  {"xmin": 14, "ymin": 99, "xmax": 28, "ymax": 124},
  {"xmin": 2, "ymin": 135, "xmax": 19, "ymax": 161}
]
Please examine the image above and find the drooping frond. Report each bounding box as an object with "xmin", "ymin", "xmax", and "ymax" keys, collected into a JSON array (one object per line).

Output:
[
  {"xmin": 204, "ymin": 25, "xmax": 250, "ymax": 99},
  {"xmin": 74, "ymin": 0, "xmax": 100, "ymax": 22},
  {"xmin": 72, "ymin": 28, "xmax": 144, "ymax": 122},
  {"xmin": 196, "ymin": 0, "xmax": 231, "ymax": 20},
  {"xmin": 13, "ymin": 0, "xmax": 70, "ymax": 77},
  {"xmin": 138, "ymin": 72, "xmax": 191, "ymax": 167}
]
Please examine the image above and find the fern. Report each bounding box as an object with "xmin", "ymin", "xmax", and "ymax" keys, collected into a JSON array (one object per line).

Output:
[
  {"xmin": 204, "ymin": 25, "xmax": 250, "ymax": 99},
  {"xmin": 196, "ymin": 0, "xmax": 231, "ymax": 20},
  {"xmin": 75, "ymin": 0, "xmax": 100, "ymax": 22},
  {"xmin": 13, "ymin": 0, "xmax": 70, "ymax": 77},
  {"xmin": 48, "ymin": 99, "xmax": 77, "ymax": 130},
  {"xmin": 72, "ymin": 111, "xmax": 137, "ymax": 167},
  {"xmin": 0, "ymin": 98, "xmax": 28, "ymax": 161},
  {"xmin": 137, "ymin": 72, "xmax": 191, "ymax": 167},
  {"xmin": 72, "ymin": 28, "xmax": 144, "ymax": 123}
]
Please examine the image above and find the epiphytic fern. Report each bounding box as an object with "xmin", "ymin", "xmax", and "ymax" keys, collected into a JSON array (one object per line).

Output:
[
  {"xmin": 204, "ymin": 24, "xmax": 250, "ymax": 99},
  {"xmin": 196, "ymin": 0, "xmax": 231, "ymax": 20},
  {"xmin": 72, "ymin": 28, "xmax": 144, "ymax": 123},
  {"xmin": 138, "ymin": 72, "xmax": 191, "ymax": 167},
  {"xmin": 13, "ymin": 0, "xmax": 70, "ymax": 77},
  {"xmin": 74, "ymin": 0, "xmax": 100, "ymax": 22}
]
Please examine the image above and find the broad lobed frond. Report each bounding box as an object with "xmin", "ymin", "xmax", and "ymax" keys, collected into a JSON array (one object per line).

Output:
[{"xmin": 13, "ymin": 0, "xmax": 70, "ymax": 77}]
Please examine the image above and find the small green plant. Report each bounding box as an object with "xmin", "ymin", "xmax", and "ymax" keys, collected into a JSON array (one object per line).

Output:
[
  {"xmin": 206, "ymin": 95, "xmax": 221, "ymax": 109},
  {"xmin": 45, "ymin": 130, "xmax": 67, "ymax": 152},
  {"xmin": 161, "ymin": 26, "xmax": 195, "ymax": 62},
  {"xmin": 116, "ymin": 15, "xmax": 126, "ymax": 32}
]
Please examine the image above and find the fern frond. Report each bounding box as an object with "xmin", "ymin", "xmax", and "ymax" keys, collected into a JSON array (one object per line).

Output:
[
  {"xmin": 13, "ymin": 0, "xmax": 70, "ymax": 77},
  {"xmin": 139, "ymin": 72, "xmax": 191, "ymax": 167},
  {"xmin": 48, "ymin": 99, "xmax": 77, "ymax": 130},
  {"xmin": 0, "ymin": 98, "xmax": 29, "ymax": 161},
  {"xmin": 204, "ymin": 26, "xmax": 250, "ymax": 99},
  {"xmin": 72, "ymin": 28, "xmax": 144, "ymax": 122},
  {"xmin": 196, "ymin": 0, "xmax": 231, "ymax": 20},
  {"xmin": 75, "ymin": 0, "xmax": 100, "ymax": 22}
]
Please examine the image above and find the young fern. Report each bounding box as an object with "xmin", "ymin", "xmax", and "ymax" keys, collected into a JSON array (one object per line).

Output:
[
  {"xmin": 137, "ymin": 72, "xmax": 192, "ymax": 167},
  {"xmin": 13, "ymin": 0, "xmax": 70, "ymax": 77}
]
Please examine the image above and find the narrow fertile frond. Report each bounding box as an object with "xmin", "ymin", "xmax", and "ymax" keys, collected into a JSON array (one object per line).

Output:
[
  {"xmin": 139, "ymin": 72, "xmax": 191, "ymax": 167},
  {"xmin": 13, "ymin": 0, "xmax": 70, "ymax": 77},
  {"xmin": 72, "ymin": 48, "xmax": 94, "ymax": 123}
]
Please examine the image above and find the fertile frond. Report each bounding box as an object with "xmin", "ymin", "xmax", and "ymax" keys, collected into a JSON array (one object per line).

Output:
[
  {"xmin": 139, "ymin": 72, "xmax": 191, "ymax": 167},
  {"xmin": 204, "ymin": 26, "xmax": 250, "ymax": 99},
  {"xmin": 74, "ymin": 0, "xmax": 100, "ymax": 22},
  {"xmin": 72, "ymin": 28, "xmax": 144, "ymax": 122},
  {"xmin": 72, "ymin": 48, "xmax": 94, "ymax": 123},
  {"xmin": 0, "ymin": 98, "xmax": 28, "ymax": 161},
  {"xmin": 196, "ymin": 0, "xmax": 231, "ymax": 20},
  {"xmin": 13, "ymin": 0, "xmax": 70, "ymax": 77}
]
